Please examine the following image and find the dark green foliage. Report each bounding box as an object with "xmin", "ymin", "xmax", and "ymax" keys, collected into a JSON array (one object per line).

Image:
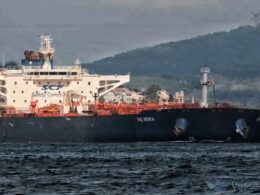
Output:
[
  {"xmin": 83, "ymin": 25, "xmax": 260, "ymax": 104},
  {"xmin": 143, "ymin": 84, "xmax": 161, "ymax": 103},
  {"xmin": 84, "ymin": 25, "xmax": 260, "ymax": 79},
  {"xmin": 4, "ymin": 61, "xmax": 20, "ymax": 69}
]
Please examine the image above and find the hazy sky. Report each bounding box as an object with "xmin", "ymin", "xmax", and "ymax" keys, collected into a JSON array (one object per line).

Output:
[{"xmin": 0, "ymin": 0, "xmax": 259, "ymax": 63}]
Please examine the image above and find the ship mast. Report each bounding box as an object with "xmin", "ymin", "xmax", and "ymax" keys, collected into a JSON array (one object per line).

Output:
[
  {"xmin": 200, "ymin": 65, "xmax": 211, "ymax": 108},
  {"xmin": 38, "ymin": 35, "xmax": 55, "ymax": 70}
]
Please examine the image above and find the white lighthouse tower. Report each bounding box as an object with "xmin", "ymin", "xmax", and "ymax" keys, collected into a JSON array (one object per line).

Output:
[{"xmin": 200, "ymin": 65, "xmax": 211, "ymax": 108}]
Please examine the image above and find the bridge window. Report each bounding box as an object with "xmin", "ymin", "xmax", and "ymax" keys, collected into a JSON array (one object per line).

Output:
[
  {"xmin": 58, "ymin": 72, "xmax": 67, "ymax": 75},
  {"xmin": 40, "ymin": 72, "xmax": 48, "ymax": 75}
]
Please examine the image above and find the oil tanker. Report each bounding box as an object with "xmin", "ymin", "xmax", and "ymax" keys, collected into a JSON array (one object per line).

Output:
[{"xmin": 0, "ymin": 35, "xmax": 260, "ymax": 143}]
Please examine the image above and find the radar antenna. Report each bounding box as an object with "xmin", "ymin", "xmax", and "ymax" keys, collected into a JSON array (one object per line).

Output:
[{"xmin": 251, "ymin": 11, "xmax": 260, "ymax": 26}]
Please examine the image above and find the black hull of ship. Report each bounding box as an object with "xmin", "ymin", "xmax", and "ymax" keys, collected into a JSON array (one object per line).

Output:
[{"xmin": 1, "ymin": 108, "xmax": 260, "ymax": 143}]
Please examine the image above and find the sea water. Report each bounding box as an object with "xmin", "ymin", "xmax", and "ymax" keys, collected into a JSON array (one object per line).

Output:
[{"xmin": 0, "ymin": 142, "xmax": 259, "ymax": 194}]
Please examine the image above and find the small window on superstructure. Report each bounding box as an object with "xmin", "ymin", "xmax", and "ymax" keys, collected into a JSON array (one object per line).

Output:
[
  {"xmin": 14, "ymin": 81, "xmax": 17, "ymax": 85},
  {"xmin": 44, "ymin": 100, "xmax": 47, "ymax": 103},
  {"xmin": 77, "ymin": 82, "xmax": 79, "ymax": 84},
  {"xmin": 88, "ymin": 82, "xmax": 91, "ymax": 85},
  {"xmin": 47, "ymin": 82, "xmax": 50, "ymax": 84},
  {"xmin": 13, "ymin": 100, "xmax": 15, "ymax": 103},
  {"xmin": 24, "ymin": 100, "xmax": 27, "ymax": 103},
  {"xmin": 21, "ymin": 91, "xmax": 24, "ymax": 94},
  {"xmin": 39, "ymin": 82, "xmax": 41, "ymax": 84},
  {"xmin": 59, "ymin": 91, "xmax": 61, "ymax": 94},
  {"xmin": 26, "ymin": 82, "xmax": 28, "ymax": 84},
  {"xmin": 59, "ymin": 82, "xmax": 61, "ymax": 84},
  {"xmin": 81, "ymin": 91, "xmax": 83, "ymax": 94},
  {"xmin": 89, "ymin": 91, "xmax": 92, "ymax": 94},
  {"xmin": 88, "ymin": 100, "xmax": 90, "ymax": 103},
  {"xmin": 59, "ymin": 100, "xmax": 62, "ymax": 103},
  {"xmin": 33, "ymin": 81, "xmax": 35, "ymax": 84},
  {"xmin": 13, "ymin": 91, "xmax": 15, "ymax": 94},
  {"xmin": 67, "ymin": 82, "xmax": 70, "ymax": 85}
]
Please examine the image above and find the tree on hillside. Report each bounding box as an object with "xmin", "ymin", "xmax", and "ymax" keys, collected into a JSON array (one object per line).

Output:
[
  {"xmin": 144, "ymin": 84, "xmax": 161, "ymax": 103},
  {"xmin": 4, "ymin": 61, "xmax": 20, "ymax": 69}
]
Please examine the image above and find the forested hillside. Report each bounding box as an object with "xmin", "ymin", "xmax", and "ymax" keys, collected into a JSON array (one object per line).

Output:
[
  {"xmin": 83, "ymin": 25, "xmax": 260, "ymax": 105},
  {"xmin": 85, "ymin": 25, "xmax": 260, "ymax": 78}
]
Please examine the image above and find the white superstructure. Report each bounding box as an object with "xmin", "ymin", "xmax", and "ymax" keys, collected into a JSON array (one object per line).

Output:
[{"xmin": 0, "ymin": 35, "xmax": 130, "ymax": 114}]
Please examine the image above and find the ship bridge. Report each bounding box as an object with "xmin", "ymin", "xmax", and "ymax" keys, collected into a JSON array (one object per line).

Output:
[
  {"xmin": 22, "ymin": 65, "xmax": 85, "ymax": 80},
  {"xmin": 0, "ymin": 35, "xmax": 130, "ymax": 114}
]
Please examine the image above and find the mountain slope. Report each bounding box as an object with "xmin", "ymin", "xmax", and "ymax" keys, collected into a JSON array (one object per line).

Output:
[
  {"xmin": 83, "ymin": 25, "xmax": 260, "ymax": 104},
  {"xmin": 84, "ymin": 25, "xmax": 260, "ymax": 79}
]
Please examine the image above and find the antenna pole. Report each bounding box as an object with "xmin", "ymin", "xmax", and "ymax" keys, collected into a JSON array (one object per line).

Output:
[
  {"xmin": 212, "ymin": 83, "xmax": 216, "ymax": 105},
  {"xmin": 2, "ymin": 53, "xmax": 5, "ymax": 67}
]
